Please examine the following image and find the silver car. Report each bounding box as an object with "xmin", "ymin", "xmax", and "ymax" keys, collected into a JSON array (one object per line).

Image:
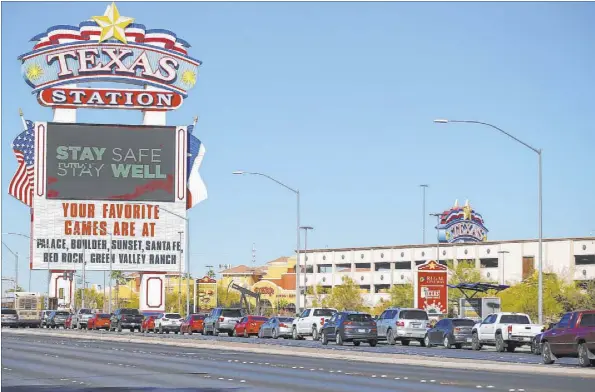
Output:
[
  {"xmin": 376, "ymin": 308, "xmax": 430, "ymax": 346},
  {"xmin": 2, "ymin": 308, "xmax": 19, "ymax": 328},
  {"xmin": 258, "ymin": 317, "xmax": 294, "ymax": 339},
  {"xmin": 203, "ymin": 308, "xmax": 244, "ymax": 336}
]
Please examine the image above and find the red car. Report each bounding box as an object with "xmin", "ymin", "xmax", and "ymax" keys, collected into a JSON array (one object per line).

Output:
[
  {"xmin": 64, "ymin": 314, "xmax": 73, "ymax": 329},
  {"xmin": 87, "ymin": 314, "xmax": 111, "ymax": 330},
  {"xmin": 141, "ymin": 315, "xmax": 158, "ymax": 333},
  {"xmin": 180, "ymin": 314, "xmax": 206, "ymax": 335},
  {"xmin": 233, "ymin": 316, "xmax": 268, "ymax": 337}
]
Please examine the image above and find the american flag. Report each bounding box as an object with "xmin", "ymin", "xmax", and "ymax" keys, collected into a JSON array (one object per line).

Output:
[{"xmin": 9, "ymin": 120, "xmax": 35, "ymax": 207}]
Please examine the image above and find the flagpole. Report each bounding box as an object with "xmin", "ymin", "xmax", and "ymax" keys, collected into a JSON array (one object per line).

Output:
[
  {"xmin": 19, "ymin": 108, "xmax": 27, "ymax": 131},
  {"xmin": 186, "ymin": 116, "xmax": 198, "ymax": 316}
]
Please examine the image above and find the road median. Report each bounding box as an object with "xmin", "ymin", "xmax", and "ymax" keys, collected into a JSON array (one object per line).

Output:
[{"xmin": 5, "ymin": 329, "xmax": 595, "ymax": 378}]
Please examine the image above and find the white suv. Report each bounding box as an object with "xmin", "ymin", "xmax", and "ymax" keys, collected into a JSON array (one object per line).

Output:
[
  {"xmin": 154, "ymin": 313, "xmax": 183, "ymax": 334},
  {"xmin": 292, "ymin": 308, "xmax": 337, "ymax": 340}
]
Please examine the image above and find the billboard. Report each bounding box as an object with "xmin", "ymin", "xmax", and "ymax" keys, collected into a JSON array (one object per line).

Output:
[
  {"xmin": 459, "ymin": 297, "xmax": 501, "ymax": 320},
  {"xmin": 31, "ymin": 121, "xmax": 188, "ymax": 272},
  {"xmin": 196, "ymin": 276, "xmax": 217, "ymax": 311},
  {"xmin": 45, "ymin": 123, "xmax": 175, "ymax": 202},
  {"xmin": 415, "ymin": 260, "xmax": 448, "ymax": 315}
]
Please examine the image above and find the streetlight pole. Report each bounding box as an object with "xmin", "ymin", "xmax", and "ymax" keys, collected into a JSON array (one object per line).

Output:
[
  {"xmin": 300, "ymin": 226, "xmax": 314, "ymax": 307},
  {"xmin": 178, "ymin": 231, "xmax": 183, "ymax": 314},
  {"xmin": 498, "ymin": 250, "xmax": 510, "ymax": 285},
  {"xmin": 429, "ymin": 214, "xmax": 441, "ymax": 264},
  {"xmin": 108, "ymin": 231, "xmax": 113, "ymax": 313},
  {"xmin": 434, "ymin": 119, "xmax": 544, "ymax": 325},
  {"xmin": 233, "ymin": 171, "xmax": 301, "ymax": 313},
  {"xmin": 420, "ymin": 185, "xmax": 429, "ymax": 244}
]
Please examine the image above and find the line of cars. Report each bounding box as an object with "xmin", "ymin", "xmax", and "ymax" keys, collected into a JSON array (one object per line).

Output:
[{"xmin": 28, "ymin": 305, "xmax": 595, "ymax": 368}]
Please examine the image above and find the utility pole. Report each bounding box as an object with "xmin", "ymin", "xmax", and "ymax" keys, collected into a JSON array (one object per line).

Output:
[{"xmin": 178, "ymin": 231, "xmax": 183, "ymax": 314}]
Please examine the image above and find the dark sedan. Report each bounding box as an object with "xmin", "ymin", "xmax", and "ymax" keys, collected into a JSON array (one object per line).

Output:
[
  {"xmin": 321, "ymin": 311, "xmax": 377, "ymax": 346},
  {"xmin": 48, "ymin": 310, "xmax": 70, "ymax": 329},
  {"xmin": 424, "ymin": 318, "xmax": 475, "ymax": 349}
]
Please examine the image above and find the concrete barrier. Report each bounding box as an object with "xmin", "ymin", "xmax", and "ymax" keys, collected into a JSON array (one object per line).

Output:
[{"xmin": 5, "ymin": 329, "xmax": 595, "ymax": 378}]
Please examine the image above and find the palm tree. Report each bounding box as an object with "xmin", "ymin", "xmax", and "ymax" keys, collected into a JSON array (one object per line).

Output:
[{"xmin": 110, "ymin": 271, "xmax": 126, "ymax": 309}]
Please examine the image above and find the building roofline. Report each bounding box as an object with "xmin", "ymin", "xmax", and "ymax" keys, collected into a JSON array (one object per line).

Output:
[{"xmin": 298, "ymin": 236, "xmax": 595, "ymax": 253}]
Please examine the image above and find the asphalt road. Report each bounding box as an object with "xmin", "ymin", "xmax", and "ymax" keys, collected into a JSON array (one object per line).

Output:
[
  {"xmin": 65, "ymin": 327, "xmax": 579, "ymax": 366},
  {"xmin": 2, "ymin": 332, "xmax": 594, "ymax": 392}
]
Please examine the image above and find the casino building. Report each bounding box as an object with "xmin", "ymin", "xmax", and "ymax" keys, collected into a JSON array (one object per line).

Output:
[{"xmin": 296, "ymin": 201, "xmax": 595, "ymax": 307}]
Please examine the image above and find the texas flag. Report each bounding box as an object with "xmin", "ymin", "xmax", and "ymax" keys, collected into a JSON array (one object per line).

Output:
[{"xmin": 186, "ymin": 124, "xmax": 207, "ymax": 209}]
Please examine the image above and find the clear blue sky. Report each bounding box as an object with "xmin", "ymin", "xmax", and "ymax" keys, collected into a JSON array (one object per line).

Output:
[{"xmin": 2, "ymin": 1, "xmax": 594, "ymax": 293}]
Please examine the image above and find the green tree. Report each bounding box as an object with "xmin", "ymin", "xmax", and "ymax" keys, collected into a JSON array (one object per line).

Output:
[
  {"xmin": 389, "ymin": 283, "xmax": 414, "ymax": 308},
  {"xmin": 7, "ymin": 285, "xmax": 25, "ymax": 293},
  {"xmin": 216, "ymin": 282, "xmax": 241, "ymax": 308},
  {"xmin": 497, "ymin": 272, "xmax": 593, "ymax": 323},
  {"xmin": 74, "ymin": 288, "xmax": 104, "ymax": 310},
  {"xmin": 322, "ymin": 276, "xmax": 366, "ymax": 311}
]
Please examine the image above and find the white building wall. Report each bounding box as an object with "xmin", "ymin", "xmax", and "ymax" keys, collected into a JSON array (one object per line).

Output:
[{"xmin": 302, "ymin": 238, "xmax": 595, "ymax": 307}]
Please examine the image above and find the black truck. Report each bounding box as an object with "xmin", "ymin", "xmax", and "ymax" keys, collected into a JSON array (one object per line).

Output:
[{"xmin": 110, "ymin": 308, "xmax": 143, "ymax": 332}]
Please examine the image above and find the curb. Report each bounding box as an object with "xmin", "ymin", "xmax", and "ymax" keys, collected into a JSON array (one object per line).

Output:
[{"xmin": 5, "ymin": 329, "xmax": 595, "ymax": 378}]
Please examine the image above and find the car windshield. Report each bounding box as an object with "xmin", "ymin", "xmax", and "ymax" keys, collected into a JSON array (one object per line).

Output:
[
  {"xmin": 453, "ymin": 319, "xmax": 476, "ymax": 327},
  {"xmin": 55, "ymin": 311, "xmax": 69, "ymax": 316},
  {"xmin": 399, "ymin": 310, "xmax": 429, "ymax": 320},
  {"xmin": 313, "ymin": 309, "xmax": 335, "ymax": 317},
  {"xmin": 221, "ymin": 309, "xmax": 242, "ymax": 317},
  {"xmin": 192, "ymin": 315, "xmax": 205, "ymax": 320},
  {"xmin": 500, "ymin": 315, "xmax": 531, "ymax": 324},
  {"xmin": 2, "ymin": 309, "xmax": 17, "ymax": 315},
  {"xmin": 165, "ymin": 313, "xmax": 181, "ymax": 319},
  {"xmin": 346, "ymin": 314, "xmax": 373, "ymax": 322},
  {"xmin": 79, "ymin": 309, "xmax": 92, "ymax": 314},
  {"xmin": 120, "ymin": 309, "xmax": 140, "ymax": 315},
  {"xmin": 278, "ymin": 317, "xmax": 294, "ymax": 323},
  {"xmin": 98, "ymin": 314, "xmax": 110, "ymax": 318}
]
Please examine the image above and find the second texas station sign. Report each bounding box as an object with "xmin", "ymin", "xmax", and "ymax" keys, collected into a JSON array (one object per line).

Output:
[{"xmin": 19, "ymin": 2, "xmax": 201, "ymax": 110}]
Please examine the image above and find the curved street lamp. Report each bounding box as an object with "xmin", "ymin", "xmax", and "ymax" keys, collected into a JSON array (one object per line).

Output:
[
  {"xmin": 434, "ymin": 119, "xmax": 543, "ymax": 324},
  {"xmin": 233, "ymin": 171, "xmax": 301, "ymax": 312}
]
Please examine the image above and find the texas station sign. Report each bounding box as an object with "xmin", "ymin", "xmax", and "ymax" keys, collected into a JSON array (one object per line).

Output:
[
  {"xmin": 19, "ymin": 2, "xmax": 200, "ymax": 110},
  {"xmin": 10, "ymin": 3, "xmax": 208, "ymax": 275},
  {"xmin": 437, "ymin": 200, "xmax": 488, "ymax": 244}
]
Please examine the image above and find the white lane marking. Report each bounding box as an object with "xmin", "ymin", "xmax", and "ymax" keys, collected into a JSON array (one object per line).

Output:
[
  {"xmin": 381, "ymin": 375, "xmax": 387, "ymax": 378},
  {"xmin": 240, "ymin": 380, "xmax": 246, "ymax": 383},
  {"xmin": 71, "ymin": 381, "xmax": 77, "ymax": 383},
  {"xmin": 265, "ymin": 362, "xmax": 270, "ymax": 365},
  {"xmin": 430, "ymin": 380, "xmax": 436, "ymax": 383},
  {"xmin": 310, "ymin": 369, "xmax": 315, "ymax": 371},
  {"xmin": 228, "ymin": 379, "xmax": 233, "ymax": 381},
  {"xmin": 421, "ymin": 380, "xmax": 427, "ymax": 383},
  {"xmin": 477, "ymin": 386, "xmax": 483, "ymax": 389},
  {"xmin": 218, "ymin": 377, "xmax": 224, "ymax": 380},
  {"xmin": 509, "ymin": 389, "xmax": 516, "ymax": 392},
  {"xmin": 371, "ymin": 375, "xmax": 377, "ymax": 378}
]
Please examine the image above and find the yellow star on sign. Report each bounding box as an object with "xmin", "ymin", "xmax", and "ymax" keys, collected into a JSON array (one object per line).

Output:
[{"xmin": 91, "ymin": 2, "xmax": 134, "ymax": 44}]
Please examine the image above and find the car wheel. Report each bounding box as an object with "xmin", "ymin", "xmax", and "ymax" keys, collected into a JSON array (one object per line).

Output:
[
  {"xmin": 506, "ymin": 344, "xmax": 516, "ymax": 353},
  {"xmin": 166, "ymin": 330, "xmax": 170, "ymax": 334},
  {"xmin": 495, "ymin": 334, "xmax": 505, "ymax": 352},
  {"xmin": 272, "ymin": 328, "xmax": 278, "ymax": 339},
  {"xmin": 292, "ymin": 327, "xmax": 299, "ymax": 340},
  {"xmin": 386, "ymin": 329, "xmax": 396, "ymax": 345},
  {"xmin": 471, "ymin": 333, "xmax": 482, "ymax": 351},
  {"xmin": 401, "ymin": 340, "xmax": 410, "ymax": 346},
  {"xmin": 454, "ymin": 344, "xmax": 462, "ymax": 349},
  {"xmin": 233, "ymin": 329, "xmax": 237, "ymax": 337},
  {"xmin": 258, "ymin": 329, "xmax": 263, "ymax": 339},
  {"xmin": 117, "ymin": 324, "xmax": 123, "ymax": 333},
  {"xmin": 542, "ymin": 342, "xmax": 555, "ymax": 364},
  {"xmin": 189, "ymin": 330, "xmax": 193, "ymax": 335},
  {"xmin": 578, "ymin": 343, "xmax": 591, "ymax": 368},
  {"xmin": 312, "ymin": 327, "xmax": 319, "ymax": 341},
  {"xmin": 424, "ymin": 335, "xmax": 432, "ymax": 348},
  {"xmin": 174, "ymin": 331, "xmax": 179, "ymax": 334},
  {"xmin": 244, "ymin": 328, "xmax": 249, "ymax": 338},
  {"xmin": 321, "ymin": 331, "xmax": 328, "ymax": 345},
  {"xmin": 369, "ymin": 340, "xmax": 378, "ymax": 347},
  {"xmin": 353, "ymin": 341, "xmax": 360, "ymax": 347},
  {"xmin": 159, "ymin": 325, "xmax": 164, "ymax": 334},
  {"xmin": 336, "ymin": 332, "xmax": 343, "ymax": 346},
  {"xmin": 227, "ymin": 330, "xmax": 234, "ymax": 337},
  {"xmin": 443, "ymin": 335, "xmax": 452, "ymax": 349},
  {"xmin": 130, "ymin": 328, "xmax": 134, "ymax": 333},
  {"xmin": 419, "ymin": 338, "xmax": 426, "ymax": 347}
]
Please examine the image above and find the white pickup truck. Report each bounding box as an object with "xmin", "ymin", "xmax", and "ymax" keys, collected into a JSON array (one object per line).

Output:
[{"xmin": 471, "ymin": 312, "xmax": 543, "ymax": 352}]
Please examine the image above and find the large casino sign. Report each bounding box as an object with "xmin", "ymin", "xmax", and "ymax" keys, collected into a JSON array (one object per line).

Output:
[
  {"xmin": 436, "ymin": 200, "xmax": 488, "ymax": 243},
  {"xmin": 19, "ymin": 2, "xmax": 200, "ymax": 110}
]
